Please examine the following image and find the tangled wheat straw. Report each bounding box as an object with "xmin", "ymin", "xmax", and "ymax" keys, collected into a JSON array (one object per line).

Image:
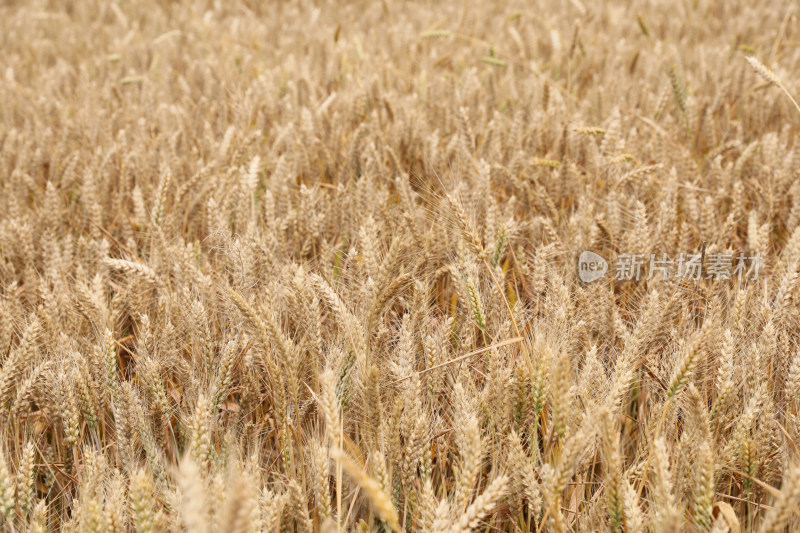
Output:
[{"xmin": 1, "ymin": 0, "xmax": 800, "ymax": 531}]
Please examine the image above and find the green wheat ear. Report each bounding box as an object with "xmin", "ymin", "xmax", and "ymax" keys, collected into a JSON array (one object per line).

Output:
[{"xmin": 668, "ymin": 65, "xmax": 686, "ymax": 115}]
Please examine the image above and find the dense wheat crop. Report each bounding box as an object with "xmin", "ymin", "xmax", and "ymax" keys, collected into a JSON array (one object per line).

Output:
[{"xmin": 2, "ymin": 0, "xmax": 800, "ymax": 531}]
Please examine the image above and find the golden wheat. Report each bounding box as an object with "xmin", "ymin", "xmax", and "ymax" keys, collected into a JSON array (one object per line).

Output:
[{"xmin": 1, "ymin": 0, "xmax": 800, "ymax": 531}]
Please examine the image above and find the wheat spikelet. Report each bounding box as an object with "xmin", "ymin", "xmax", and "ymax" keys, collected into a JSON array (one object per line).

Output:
[
  {"xmin": 16, "ymin": 441, "xmax": 36, "ymax": 519},
  {"xmin": 176, "ymin": 456, "xmax": 209, "ymax": 533},
  {"xmin": 28, "ymin": 501, "xmax": 47, "ymax": 533},
  {"xmin": 692, "ymin": 440, "xmax": 715, "ymax": 531},
  {"xmin": 449, "ymin": 475, "xmax": 508, "ymax": 533},
  {"xmin": 745, "ymin": 55, "xmax": 800, "ymax": 115},
  {"xmin": 130, "ymin": 469, "xmax": 155, "ymax": 533},
  {"xmin": 333, "ymin": 449, "xmax": 400, "ymax": 532},
  {"xmin": 667, "ymin": 340, "xmax": 702, "ymax": 400},
  {"xmin": 103, "ymin": 258, "xmax": 160, "ymax": 286},
  {"xmin": 746, "ymin": 56, "xmax": 782, "ymax": 87},
  {"xmin": 0, "ymin": 450, "xmax": 15, "ymax": 525},
  {"xmin": 602, "ymin": 421, "xmax": 624, "ymax": 532},
  {"xmin": 759, "ymin": 461, "xmax": 800, "ymax": 533}
]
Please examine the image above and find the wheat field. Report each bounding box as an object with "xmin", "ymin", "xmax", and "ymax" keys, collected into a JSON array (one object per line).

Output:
[{"xmin": 2, "ymin": 0, "xmax": 800, "ymax": 531}]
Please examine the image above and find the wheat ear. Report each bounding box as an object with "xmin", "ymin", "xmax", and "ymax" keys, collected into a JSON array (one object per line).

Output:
[
  {"xmin": 745, "ymin": 55, "xmax": 800, "ymax": 115},
  {"xmin": 332, "ymin": 449, "xmax": 401, "ymax": 532}
]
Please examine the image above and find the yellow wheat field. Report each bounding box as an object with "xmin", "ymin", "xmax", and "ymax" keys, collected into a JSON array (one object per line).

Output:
[{"xmin": 1, "ymin": 0, "xmax": 800, "ymax": 531}]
